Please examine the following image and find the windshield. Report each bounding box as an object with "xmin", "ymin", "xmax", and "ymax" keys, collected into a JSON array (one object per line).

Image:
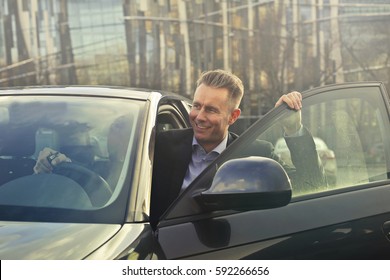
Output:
[{"xmin": 0, "ymin": 95, "xmax": 145, "ymax": 223}]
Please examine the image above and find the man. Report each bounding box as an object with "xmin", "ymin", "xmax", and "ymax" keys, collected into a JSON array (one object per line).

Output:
[
  {"xmin": 151, "ymin": 69, "xmax": 324, "ymax": 226},
  {"xmin": 33, "ymin": 114, "xmax": 133, "ymax": 189}
]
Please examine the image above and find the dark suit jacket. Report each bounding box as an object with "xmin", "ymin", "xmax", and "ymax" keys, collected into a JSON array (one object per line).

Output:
[{"xmin": 151, "ymin": 127, "xmax": 324, "ymax": 226}]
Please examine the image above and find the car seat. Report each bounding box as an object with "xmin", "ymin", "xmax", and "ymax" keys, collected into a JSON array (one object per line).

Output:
[{"xmin": 33, "ymin": 127, "xmax": 60, "ymax": 159}]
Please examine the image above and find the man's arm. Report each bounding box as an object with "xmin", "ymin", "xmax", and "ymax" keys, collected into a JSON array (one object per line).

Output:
[
  {"xmin": 274, "ymin": 91, "xmax": 327, "ymax": 191},
  {"xmin": 284, "ymin": 127, "xmax": 327, "ymax": 192}
]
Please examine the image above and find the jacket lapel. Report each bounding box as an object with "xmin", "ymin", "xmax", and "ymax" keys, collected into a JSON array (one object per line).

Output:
[
  {"xmin": 227, "ymin": 131, "xmax": 239, "ymax": 146},
  {"xmin": 170, "ymin": 129, "xmax": 194, "ymax": 197}
]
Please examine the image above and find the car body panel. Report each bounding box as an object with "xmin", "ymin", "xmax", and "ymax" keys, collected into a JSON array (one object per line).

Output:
[
  {"xmin": 180, "ymin": 213, "xmax": 390, "ymax": 259},
  {"xmin": 157, "ymin": 183, "xmax": 390, "ymax": 259},
  {"xmin": 0, "ymin": 221, "xmax": 121, "ymax": 259},
  {"xmin": 85, "ymin": 223, "xmax": 153, "ymax": 260}
]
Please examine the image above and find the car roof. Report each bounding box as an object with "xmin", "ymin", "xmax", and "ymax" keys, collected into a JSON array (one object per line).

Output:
[{"xmin": 0, "ymin": 85, "xmax": 165, "ymax": 101}]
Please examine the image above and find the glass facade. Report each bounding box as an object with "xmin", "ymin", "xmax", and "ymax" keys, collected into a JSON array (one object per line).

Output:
[
  {"xmin": 0, "ymin": 0, "xmax": 389, "ymax": 115},
  {"xmin": 68, "ymin": 0, "xmax": 128, "ymax": 85}
]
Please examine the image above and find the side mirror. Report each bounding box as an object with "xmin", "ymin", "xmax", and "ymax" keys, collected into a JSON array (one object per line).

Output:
[{"xmin": 194, "ymin": 157, "xmax": 291, "ymax": 211}]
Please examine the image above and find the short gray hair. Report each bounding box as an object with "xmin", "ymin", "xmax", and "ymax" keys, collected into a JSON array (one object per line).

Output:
[{"xmin": 196, "ymin": 69, "xmax": 244, "ymax": 109}]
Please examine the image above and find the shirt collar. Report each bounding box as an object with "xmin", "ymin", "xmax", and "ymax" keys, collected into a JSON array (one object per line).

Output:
[{"xmin": 192, "ymin": 135, "xmax": 228, "ymax": 155}]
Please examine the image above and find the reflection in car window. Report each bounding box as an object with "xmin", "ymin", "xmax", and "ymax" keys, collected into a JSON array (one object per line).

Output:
[
  {"xmin": 274, "ymin": 137, "xmax": 337, "ymax": 186},
  {"xmin": 0, "ymin": 96, "xmax": 144, "ymax": 211},
  {"xmin": 257, "ymin": 86, "xmax": 390, "ymax": 197}
]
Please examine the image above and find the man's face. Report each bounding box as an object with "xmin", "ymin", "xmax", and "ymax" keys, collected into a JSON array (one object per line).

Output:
[{"xmin": 189, "ymin": 84, "xmax": 240, "ymax": 152}]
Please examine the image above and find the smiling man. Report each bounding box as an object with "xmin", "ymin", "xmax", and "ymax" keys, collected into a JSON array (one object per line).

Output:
[
  {"xmin": 190, "ymin": 79, "xmax": 242, "ymax": 153},
  {"xmin": 150, "ymin": 69, "xmax": 314, "ymax": 226}
]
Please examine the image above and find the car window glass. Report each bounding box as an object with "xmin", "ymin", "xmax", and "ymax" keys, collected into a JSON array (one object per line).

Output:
[
  {"xmin": 163, "ymin": 84, "xmax": 390, "ymax": 221},
  {"xmin": 0, "ymin": 95, "xmax": 145, "ymax": 211},
  {"xmin": 233, "ymin": 85, "xmax": 390, "ymax": 197}
]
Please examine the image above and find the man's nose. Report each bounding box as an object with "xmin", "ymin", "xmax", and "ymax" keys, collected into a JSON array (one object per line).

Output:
[{"xmin": 195, "ymin": 108, "xmax": 207, "ymax": 121}]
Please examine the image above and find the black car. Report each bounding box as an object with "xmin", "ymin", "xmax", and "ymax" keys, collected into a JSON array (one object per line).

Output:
[{"xmin": 0, "ymin": 83, "xmax": 389, "ymax": 259}]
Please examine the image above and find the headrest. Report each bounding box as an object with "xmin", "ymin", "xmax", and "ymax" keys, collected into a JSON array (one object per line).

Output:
[{"xmin": 33, "ymin": 128, "xmax": 59, "ymax": 159}]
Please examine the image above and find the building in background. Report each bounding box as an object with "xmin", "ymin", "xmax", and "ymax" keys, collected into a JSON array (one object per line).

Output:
[{"xmin": 1, "ymin": 0, "xmax": 389, "ymax": 115}]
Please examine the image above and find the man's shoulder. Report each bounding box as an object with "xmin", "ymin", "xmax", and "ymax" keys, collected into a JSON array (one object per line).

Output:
[
  {"xmin": 227, "ymin": 131, "xmax": 239, "ymax": 145},
  {"xmin": 155, "ymin": 128, "xmax": 193, "ymax": 158},
  {"xmin": 159, "ymin": 127, "xmax": 193, "ymax": 136},
  {"xmin": 157, "ymin": 127, "xmax": 193, "ymax": 142}
]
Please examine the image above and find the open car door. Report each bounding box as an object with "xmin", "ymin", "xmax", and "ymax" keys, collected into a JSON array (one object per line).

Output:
[{"xmin": 155, "ymin": 82, "xmax": 390, "ymax": 260}]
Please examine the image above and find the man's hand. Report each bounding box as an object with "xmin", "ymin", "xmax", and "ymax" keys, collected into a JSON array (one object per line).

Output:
[
  {"xmin": 275, "ymin": 91, "xmax": 303, "ymax": 136},
  {"xmin": 33, "ymin": 147, "xmax": 71, "ymax": 174},
  {"xmin": 274, "ymin": 91, "xmax": 302, "ymax": 110}
]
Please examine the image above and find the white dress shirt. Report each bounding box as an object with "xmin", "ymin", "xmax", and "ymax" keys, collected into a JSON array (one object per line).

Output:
[{"xmin": 181, "ymin": 136, "xmax": 228, "ymax": 190}]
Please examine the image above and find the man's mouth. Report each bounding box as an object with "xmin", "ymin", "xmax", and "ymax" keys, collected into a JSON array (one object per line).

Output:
[{"xmin": 194, "ymin": 122, "xmax": 209, "ymax": 130}]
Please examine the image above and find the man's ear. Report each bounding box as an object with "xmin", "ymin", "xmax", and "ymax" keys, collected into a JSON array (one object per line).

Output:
[{"xmin": 229, "ymin": 108, "xmax": 241, "ymax": 125}]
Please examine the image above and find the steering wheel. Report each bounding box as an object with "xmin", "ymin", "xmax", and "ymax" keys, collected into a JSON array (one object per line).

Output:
[{"xmin": 52, "ymin": 162, "xmax": 112, "ymax": 207}]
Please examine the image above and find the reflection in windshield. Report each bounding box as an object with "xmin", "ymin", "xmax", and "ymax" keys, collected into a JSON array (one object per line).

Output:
[{"xmin": 0, "ymin": 96, "xmax": 144, "ymax": 211}]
